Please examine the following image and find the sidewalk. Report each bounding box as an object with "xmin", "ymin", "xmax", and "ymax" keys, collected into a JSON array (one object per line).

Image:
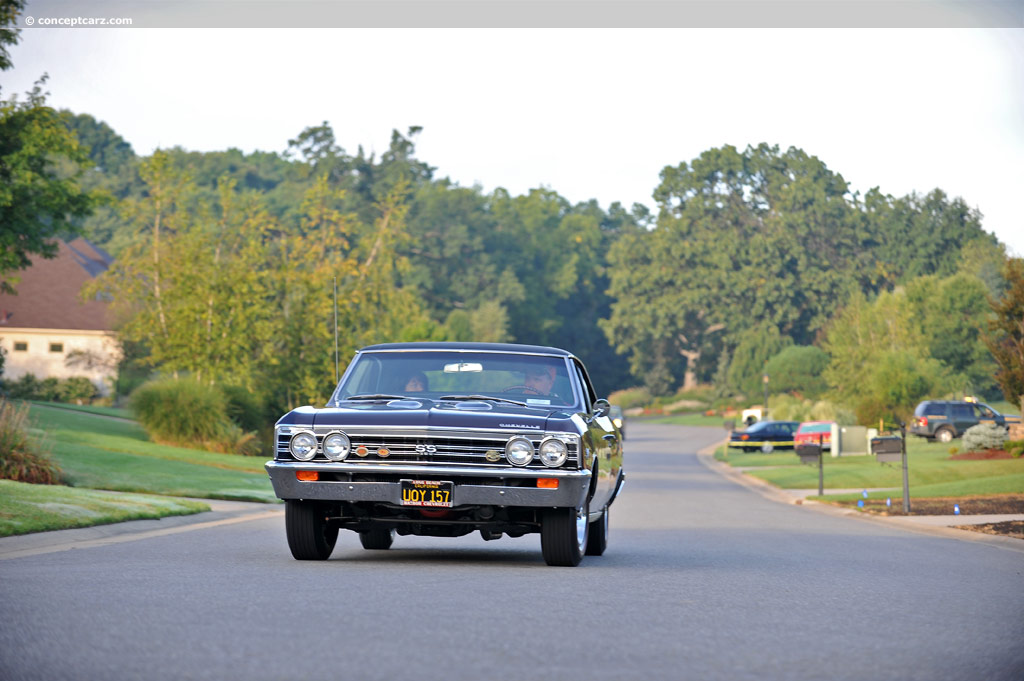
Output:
[{"xmin": 696, "ymin": 440, "xmax": 1024, "ymax": 553}]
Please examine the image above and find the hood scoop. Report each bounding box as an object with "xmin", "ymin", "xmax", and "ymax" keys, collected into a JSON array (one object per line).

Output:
[
  {"xmin": 447, "ymin": 400, "xmax": 493, "ymax": 411},
  {"xmin": 386, "ymin": 399, "xmax": 426, "ymax": 409}
]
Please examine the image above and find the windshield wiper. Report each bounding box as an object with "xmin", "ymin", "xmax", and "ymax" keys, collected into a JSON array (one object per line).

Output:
[
  {"xmin": 342, "ymin": 394, "xmax": 413, "ymax": 401},
  {"xmin": 439, "ymin": 394, "xmax": 528, "ymax": 407}
]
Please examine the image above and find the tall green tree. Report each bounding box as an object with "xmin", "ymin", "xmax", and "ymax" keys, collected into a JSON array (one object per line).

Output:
[
  {"xmin": 905, "ymin": 273, "xmax": 997, "ymax": 398},
  {"xmin": 0, "ymin": 0, "xmax": 24, "ymax": 71},
  {"xmin": 823, "ymin": 288, "xmax": 948, "ymax": 424},
  {"xmin": 0, "ymin": 79, "xmax": 98, "ymax": 292},
  {"xmin": 603, "ymin": 144, "xmax": 860, "ymax": 393},
  {"xmin": 984, "ymin": 257, "xmax": 1024, "ymax": 411}
]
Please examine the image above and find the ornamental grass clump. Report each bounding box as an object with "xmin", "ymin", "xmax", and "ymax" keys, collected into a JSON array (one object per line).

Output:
[
  {"xmin": 0, "ymin": 399, "xmax": 63, "ymax": 484},
  {"xmin": 130, "ymin": 378, "xmax": 264, "ymax": 455},
  {"xmin": 962, "ymin": 423, "xmax": 1009, "ymax": 452}
]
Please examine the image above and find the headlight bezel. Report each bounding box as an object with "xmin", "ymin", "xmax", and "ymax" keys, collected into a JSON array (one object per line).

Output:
[
  {"xmin": 538, "ymin": 437, "xmax": 569, "ymax": 467},
  {"xmin": 322, "ymin": 431, "xmax": 351, "ymax": 461},
  {"xmin": 288, "ymin": 431, "xmax": 318, "ymax": 461},
  {"xmin": 505, "ymin": 436, "xmax": 535, "ymax": 466}
]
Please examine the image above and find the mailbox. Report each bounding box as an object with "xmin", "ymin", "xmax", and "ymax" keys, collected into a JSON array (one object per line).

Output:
[
  {"xmin": 796, "ymin": 443, "xmax": 821, "ymax": 465},
  {"xmin": 871, "ymin": 436, "xmax": 903, "ymax": 463}
]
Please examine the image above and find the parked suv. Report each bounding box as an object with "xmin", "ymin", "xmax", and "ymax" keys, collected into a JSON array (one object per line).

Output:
[{"xmin": 910, "ymin": 399, "xmax": 1020, "ymax": 443}]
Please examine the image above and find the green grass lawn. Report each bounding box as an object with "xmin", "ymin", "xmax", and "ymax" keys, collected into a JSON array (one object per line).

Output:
[
  {"xmin": 647, "ymin": 412, "xmax": 734, "ymax": 427},
  {"xmin": 27, "ymin": 403, "xmax": 276, "ymax": 503},
  {"xmin": 715, "ymin": 437, "xmax": 1024, "ymax": 498},
  {"xmin": 0, "ymin": 479, "xmax": 209, "ymax": 537},
  {"xmin": 29, "ymin": 401, "xmax": 133, "ymax": 419}
]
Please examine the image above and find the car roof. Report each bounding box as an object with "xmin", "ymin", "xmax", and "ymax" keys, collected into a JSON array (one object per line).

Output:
[{"xmin": 358, "ymin": 342, "xmax": 575, "ymax": 358}]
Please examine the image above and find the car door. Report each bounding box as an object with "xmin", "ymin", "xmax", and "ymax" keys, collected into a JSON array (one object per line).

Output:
[
  {"xmin": 571, "ymin": 358, "xmax": 620, "ymax": 512},
  {"xmin": 950, "ymin": 403, "xmax": 975, "ymax": 435},
  {"xmin": 975, "ymin": 403, "xmax": 999, "ymax": 427}
]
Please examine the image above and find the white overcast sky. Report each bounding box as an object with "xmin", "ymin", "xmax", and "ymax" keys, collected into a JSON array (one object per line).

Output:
[{"xmin": 4, "ymin": 26, "xmax": 1023, "ymax": 255}]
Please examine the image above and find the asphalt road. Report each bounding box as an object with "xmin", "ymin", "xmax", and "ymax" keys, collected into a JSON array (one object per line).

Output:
[{"xmin": 1, "ymin": 423, "xmax": 1022, "ymax": 681}]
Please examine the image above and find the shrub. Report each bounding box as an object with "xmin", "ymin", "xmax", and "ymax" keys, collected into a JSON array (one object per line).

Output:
[
  {"xmin": 767, "ymin": 394, "xmax": 856, "ymax": 425},
  {"xmin": 131, "ymin": 377, "xmax": 227, "ymax": 443},
  {"xmin": 962, "ymin": 423, "xmax": 1009, "ymax": 452},
  {"xmin": 221, "ymin": 384, "xmax": 265, "ymax": 433},
  {"xmin": 58, "ymin": 377, "xmax": 99, "ymax": 403},
  {"xmin": 2, "ymin": 373, "xmax": 99, "ymax": 404},
  {"xmin": 608, "ymin": 387, "xmax": 652, "ymax": 411},
  {"xmin": 1005, "ymin": 440, "xmax": 1024, "ymax": 458},
  {"xmin": 0, "ymin": 399, "xmax": 63, "ymax": 484},
  {"xmin": 130, "ymin": 377, "xmax": 264, "ymax": 455}
]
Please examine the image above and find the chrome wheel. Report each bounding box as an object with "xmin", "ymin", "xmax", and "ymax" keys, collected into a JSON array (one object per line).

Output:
[{"xmin": 936, "ymin": 428, "xmax": 954, "ymax": 443}]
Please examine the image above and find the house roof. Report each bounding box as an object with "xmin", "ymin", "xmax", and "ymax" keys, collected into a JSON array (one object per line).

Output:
[{"xmin": 0, "ymin": 238, "xmax": 113, "ymax": 331}]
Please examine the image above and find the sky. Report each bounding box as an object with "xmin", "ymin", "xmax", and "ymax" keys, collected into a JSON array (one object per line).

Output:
[{"xmin": 4, "ymin": 25, "xmax": 1023, "ymax": 255}]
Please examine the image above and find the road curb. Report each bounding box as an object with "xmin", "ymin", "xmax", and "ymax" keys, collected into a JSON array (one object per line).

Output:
[
  {"xmin": 0, "ymin": 499, "xmax": 282, "ymax": 560},
  {"xmin": 695, "ymin": 438, "xmax": 1024, "ymax": 555}
]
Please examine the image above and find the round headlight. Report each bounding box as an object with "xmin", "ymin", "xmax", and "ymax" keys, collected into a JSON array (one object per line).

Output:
[
  {"xmin": 289, "ymin": 432, "xmax": 317, "ymax": 461},
  {"xmin": 505, "ymin": 437, "xmax": 534, "ymax": 466},
  {"xmin": 539, "ymin": 437, "xmax": 568, "ymax": 467},
  {"xmin": 323, "ymin": 432, "xmax": 350, "ymax": 461}
]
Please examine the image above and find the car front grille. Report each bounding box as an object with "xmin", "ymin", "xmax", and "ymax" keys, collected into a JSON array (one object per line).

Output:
[{"xmin": 276, "ymin": 427, "xmax": 579, "ymax": 470}]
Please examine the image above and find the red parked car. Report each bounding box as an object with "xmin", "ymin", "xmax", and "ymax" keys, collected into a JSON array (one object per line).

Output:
[{"xmin": 794, "ymin": 421, "xmax": 835, "ymax": 450}]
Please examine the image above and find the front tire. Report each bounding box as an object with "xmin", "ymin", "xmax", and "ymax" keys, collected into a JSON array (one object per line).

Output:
[
  {"xmin": 761, "ymin": 442, "xmax": 774, "ymax": 453},
  {"xmin": 585, "ymin": 506, "xmax": 609, "ymax": 556},
  {"xmin": 285, "ymin": 500, "xmax": 338, "ymax": 560},
  {"xmin": 541, "ymin": 501, "xmax": 588, "ymax": 567},
  {"xmin": 359, "ymin": 528, "xmax": 395, "ymax": 550}
]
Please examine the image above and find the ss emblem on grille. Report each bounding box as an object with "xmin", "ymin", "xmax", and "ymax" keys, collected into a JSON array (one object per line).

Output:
[{"xmin": 415, "ymin": 444, "xmax": 437, "ymax": 454}]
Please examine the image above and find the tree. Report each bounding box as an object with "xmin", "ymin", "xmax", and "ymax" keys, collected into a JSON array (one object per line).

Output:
[
  {"xmin": 984, "ymin": 257, "xmax": 1024, "ymax": 411},
  {"xmin": 0, "ymin": 78, "xmax": 98, "ymax": 292},
  {"xmin": 905, "ymin": 273, "xmax": 997, "ymax": 398},
  {"xmin": 728, "ymin": 323, "xmax": 792, "ymax": 399},
  {"xmin": 762, "ymin": 345, "xmax": 829, "ymax": 399},
  {"xmin": 0, "ymin": 0, "xmax": 24, "ymax": 72},
  {"xmin": 823, "ymin": 288, "xmax": 950, "ymax": 423},
  {"xmin": 603, "ymin": 144, "xmax": 860, "ymax": 393}
]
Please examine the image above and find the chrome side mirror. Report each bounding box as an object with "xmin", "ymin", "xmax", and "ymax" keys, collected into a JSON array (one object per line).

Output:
[{"xmin": 594, "ymin": 399, "xmax": 611, "ymax": 417}]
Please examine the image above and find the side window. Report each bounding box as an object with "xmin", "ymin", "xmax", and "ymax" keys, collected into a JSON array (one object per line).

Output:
[
  {"xmin": 975, "ymin": 405, "xmax": 995, "ymax": 418},
  {"xmin": 571, "ymin": 359, "xmax": 596, "ymax": 410},
  {"xmin": 924, "ymin": 403, "xmax": 946, "ymax": 416},
  {"xmin": 951, "ymin": 404, "xmax": 973, "ymax": 419}
]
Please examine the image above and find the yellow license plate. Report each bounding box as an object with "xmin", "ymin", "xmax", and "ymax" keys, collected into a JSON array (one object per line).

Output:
[{"xmin": 400, "ymin": 479, "xmax": 453, "ymax": 508}]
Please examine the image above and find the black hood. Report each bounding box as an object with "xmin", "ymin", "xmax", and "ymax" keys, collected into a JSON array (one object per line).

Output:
[{"xmin": 297, "ymin": 398, "xmax": 573, "ymax": 432}]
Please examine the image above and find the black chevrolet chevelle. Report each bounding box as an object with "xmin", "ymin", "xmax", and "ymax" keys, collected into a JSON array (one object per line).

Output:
[{"xmin": 266, "ymin": 342, "xmax": 624, "ymax": 566}]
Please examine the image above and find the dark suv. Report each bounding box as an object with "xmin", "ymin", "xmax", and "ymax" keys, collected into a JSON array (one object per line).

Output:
[{"xmin": 910, "ymin": 400, "xmax": 1020, "ymax": 443}]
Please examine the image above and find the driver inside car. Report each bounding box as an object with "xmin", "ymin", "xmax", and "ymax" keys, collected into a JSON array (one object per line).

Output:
[{"xmin": 521, "ymin": 365, "xmax": 556, "ymax": 395}]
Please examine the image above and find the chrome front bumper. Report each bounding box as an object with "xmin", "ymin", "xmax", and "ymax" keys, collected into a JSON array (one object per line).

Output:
[{"xmin": 265, "ymin": 461, "xmax": 591, "ymax": 508}]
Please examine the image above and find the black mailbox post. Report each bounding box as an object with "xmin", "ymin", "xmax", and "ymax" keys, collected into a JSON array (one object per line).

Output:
[
  {"xmin": 796, "ymin": 434, "xmax": 824, "ymax": 496},
  {"xmin": 871, "ymin": 422, "xmax": 911, "ymax": 513}
]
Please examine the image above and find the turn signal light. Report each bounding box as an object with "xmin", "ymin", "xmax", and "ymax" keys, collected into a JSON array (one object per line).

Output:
[
  {"xmin": 296, "ymin": 470, "xmax": 319, "ymax": 481},
  {"xmin": 537, "ymin": 478, "xmax": 559, "ymax": 489},
  {"xmin": 740, "ymin": 434, "xmax": 749, "ymax": 441}
]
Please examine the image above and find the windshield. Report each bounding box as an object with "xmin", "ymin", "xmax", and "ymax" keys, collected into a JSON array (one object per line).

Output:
[{"xmin": 331, "ymin": 350, "xmax": 578, "ymax": 408}]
